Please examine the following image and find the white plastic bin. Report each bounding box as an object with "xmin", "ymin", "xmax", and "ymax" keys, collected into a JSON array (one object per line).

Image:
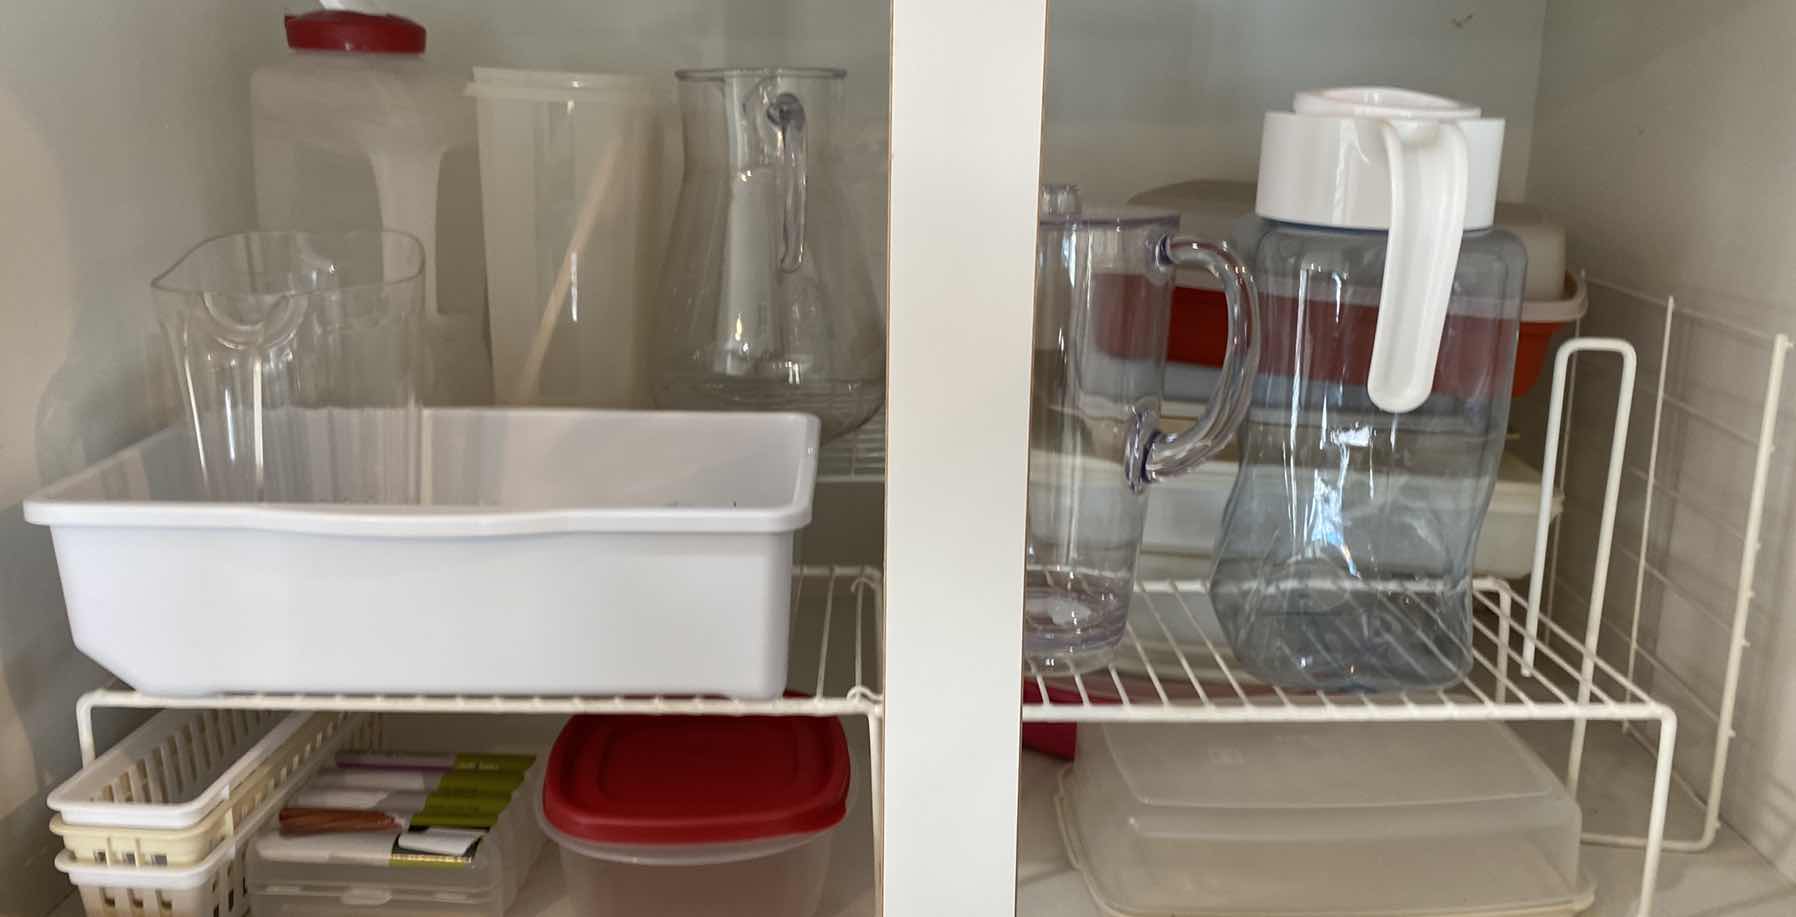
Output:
[
  {"xmin": 470, "ymin": 68, "xmax": 678, "ymax": 408},
  {"xmin": 539, "ymin": 712, "xmax": 850, "ymax": 917},
  {"xmin": 25, "ymin": 408, "xmax": 819, "ymax": 697},
  {"xmin": 1137, "ymin": 444, "xmax": 1559, "ymax": 579},
  {"xmin": 1060, "ymin": 721, "xmax": 1589, "ymax": 916}
]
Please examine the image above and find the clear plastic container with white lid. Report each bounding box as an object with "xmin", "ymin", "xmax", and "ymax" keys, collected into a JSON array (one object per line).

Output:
[{"xmin": 1061, "ymin": 721, "xmax": 1588, "ymax": 916}]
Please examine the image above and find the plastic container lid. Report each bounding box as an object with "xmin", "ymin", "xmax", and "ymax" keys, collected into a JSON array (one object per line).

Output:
[
  {"xmin": 542, "ymin": 714, "xmax": 850, "ymax": 848},
  {"xmin": 1062, "ymin": 721, "xmax": 1587, "ymax": 916},
  {"xmin": 285, "ymin": 11, "xmax": 426, "ymax": 54}
]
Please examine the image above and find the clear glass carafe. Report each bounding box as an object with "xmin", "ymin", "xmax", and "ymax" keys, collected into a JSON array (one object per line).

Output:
[
  {"xmin": 1026, "ymin": 187, "xmax": 1259, "ymax": 673},
  {"xmin": 651, "ymin": 67, "xmax": 883, "ymax": 441},
  {"xmin": 1209, "ymin": 222, "xmax": 1525, "ymax": 691},
  {"xmin": 152, "ymin": 230, "xmax": 423, "ymax": 503}
]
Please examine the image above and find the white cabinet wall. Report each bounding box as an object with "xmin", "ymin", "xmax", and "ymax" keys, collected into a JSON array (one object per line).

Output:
[
  {"xmin": 1523, "ymin": 0, "xmax": 1796, "ymax": 883},
  {"xmin": 0, "ymin": 4, "xmax": 268, "ymax": 912}
]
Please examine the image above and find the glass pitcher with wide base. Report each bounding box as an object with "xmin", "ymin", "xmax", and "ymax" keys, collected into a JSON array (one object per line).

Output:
[
  {"xmin": 651, "ymin": 67, "xmax": 883, "ymax": 442},
  {"xmin": 1026, "ymin": 186, "xmax": 1259, "ymax": 674}
]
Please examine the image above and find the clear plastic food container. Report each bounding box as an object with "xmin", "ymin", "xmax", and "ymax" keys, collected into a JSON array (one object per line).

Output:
[
  {"xmin": 539, "ymin": 712, "xmax": 850, "ymax": 917},
  {"xmin": 246, "ymin": 759, "xmax": 545, "ymax": 917},
  {"xmin": 1060, "ymin": 721, "xmax": 1588, "ymax": 916}
]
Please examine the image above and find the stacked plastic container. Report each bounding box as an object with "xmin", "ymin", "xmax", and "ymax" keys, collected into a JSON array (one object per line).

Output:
[
  {"xmin": 1059, "ymin": 721, "xmax": 1590, "ymax": 916},
  {"xmin": 50, "ymin": 710, "xmax": 366, "ymax": 917},
  {"xmin": 247, "ymin": 756, "xmax": 546, "ymax": 916},
  {"xmin": 540, "ymin": 712, "xmax": 852, "ymax": 917}
]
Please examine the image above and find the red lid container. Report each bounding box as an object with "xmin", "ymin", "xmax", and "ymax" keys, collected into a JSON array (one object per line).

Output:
[
  {"xmin": 284, "ymin": 10, "xmax": 427, "ymax": 54},
  {"xmin": 542, "ymin": 713, "xmax": 851, "ymax": 846}
]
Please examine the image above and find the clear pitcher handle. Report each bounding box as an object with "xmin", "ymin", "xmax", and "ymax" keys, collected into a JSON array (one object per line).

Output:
[
  {"xmin": 1135, "ymin": 238, "xmax": 1260, "ymax": 487},
  {"xmin": 762, "ymin": 88, "xmax": 808, "ymax": 273}
]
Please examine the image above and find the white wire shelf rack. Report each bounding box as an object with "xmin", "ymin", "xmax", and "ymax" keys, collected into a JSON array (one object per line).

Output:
[
  {"xmin": 75, "ymin": 564, "xmax": 885, "ymax": 763},
  {"xmin": 1020, "ymin": 338, "xmax": 1678, "ymax": 916},
  {"xmin": 1021, "ymin": 573, "xmax": 1677, "ymax": 917},
  {"xmin": 819, "ymin": 410, "xmax": 887, "ymax": 481},
  {"xmin": 1541, "ymin": 277, "xmax": 1791, "ymax": 855},
  {"xmin": 1021, "ymin": 577, "xmax": 1671, "ymax": 726}
]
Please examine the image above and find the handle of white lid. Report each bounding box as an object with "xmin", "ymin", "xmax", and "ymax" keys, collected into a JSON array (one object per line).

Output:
[{"xmin": 1366, "ymin": 119, "xmax": 1470, "ymax": 413}]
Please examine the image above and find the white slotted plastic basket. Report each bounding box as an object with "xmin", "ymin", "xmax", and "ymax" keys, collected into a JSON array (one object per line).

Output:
[
  {"xmin": 54, "ymin": 714, "xmax": 374, "ymax": 917},
  {"xmin": 49, "ymin": 709, "xmax": 351, "ymax": 867},
  {"xmin": 51, "ymin": 708, "xmax": 291, "ymax": 830}
]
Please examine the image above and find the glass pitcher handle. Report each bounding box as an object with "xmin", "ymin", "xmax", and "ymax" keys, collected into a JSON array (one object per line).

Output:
[
  {"xmin": 765, "ymin": 90, "xmax": 808, "ymax": 273},
  {"xmin": 1135, "ymin": 238, "xmax": 1261, "ymax": 487}
]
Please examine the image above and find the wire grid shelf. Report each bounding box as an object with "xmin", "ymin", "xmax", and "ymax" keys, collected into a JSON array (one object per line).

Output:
[
  {"xmin": 1022, "ymin": 577, "xmax": 1669, "ymax": 725},
  {"xmin": 1021, "ymin": 337, "xmax": 1678, "ymax": 915},
  {"xmin": 1022, "ymin": 573, "xmax": 1677, "ymax": 917},
  {"xmin": 1541, "ymin": 278, "xmax": 1791, "ymax": 854},
  {"xmin": 76, "ymin": 564, "xmax": 885, "ymax": 762},
  {"xmin": 819, "ymin": 411, "xmax": 887, "ymax": 481}
]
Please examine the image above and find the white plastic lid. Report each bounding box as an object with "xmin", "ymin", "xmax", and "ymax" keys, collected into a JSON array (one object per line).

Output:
[
  {"xmin": 1257, "ymin": 87, "xmax": 1505, "ymax": 231},
  {"xmin": 1257, "ymin": 88, "xmax": 1508, "ymax": 414},
  {"xmin": 466, "ymin": 67, "xmax": 663, "ymax": 103},
  {"xmin": 1062, "ymin": 721, "xmax": 1587, "ymax": 916}
]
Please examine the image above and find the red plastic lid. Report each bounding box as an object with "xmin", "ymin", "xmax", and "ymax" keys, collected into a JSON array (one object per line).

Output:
[
  {"xmin": 543, "ymin": 713, "xmax": 850, "ymax": 845},
  {"xmin": 285, "ymin": 11, "xmax": 426, "ymax": 54}
]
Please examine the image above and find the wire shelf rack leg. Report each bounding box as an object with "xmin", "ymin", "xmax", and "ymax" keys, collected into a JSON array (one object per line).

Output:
[
  {"xmin": 1564, "ymin": 282, "xmax": 1791, "ymax": 854},
  {"xmin": 1560, "ymin": 340, "xmax": 1638, "ymax": 796},
  {"xmin": 1694, "ymin": 333, "xmax": 1791, "ymax": 848},
  {"xmin": 1637, "ymin": 711, "xmax": 1679, "ymax": 916},
  {"xmin": 1623, "ymin": 297, "xmax": 1675, "ymax": 729}
]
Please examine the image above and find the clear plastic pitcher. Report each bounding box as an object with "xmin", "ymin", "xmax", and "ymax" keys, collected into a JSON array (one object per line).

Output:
[
  {"xmin": 1026, "ymin": 187, "xmax": 1258, "ymax": 673},
  {"xmin": 152, "ymin": 230, "xmax": 424, "ymax": 503},
  {"xmin": 1209, "ymin": 89, "xmax": 1526, "ymax": 691},
  {"xmin": 470, "ymin": 68, "xmax": 678, "ymax": 408},
  {"xmin": 650, "ymin": 68, "xmax": 883, "ymax": 442}
]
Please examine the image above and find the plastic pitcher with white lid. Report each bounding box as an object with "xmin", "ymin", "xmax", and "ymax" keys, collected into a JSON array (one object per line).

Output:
[{"xmin": 1209, "ymin": 88, "xmax": 1527, "ymax": 692}]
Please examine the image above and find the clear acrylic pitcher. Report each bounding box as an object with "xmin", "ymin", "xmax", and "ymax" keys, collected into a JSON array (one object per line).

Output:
[
  {"xmin": 152, "ymin": 230, "xmax": 423, "ymax": 502},
  {"xmin": 1209, "ymin": 89, "xmax": 1525, "ymax": 692},
  {"xmin": 650, "ymin": 67, "xmax": 883, "ymax": 442},
  {"xmin": 1026, "ymin": 186, "xmax": 1259, "ymax": 673}
]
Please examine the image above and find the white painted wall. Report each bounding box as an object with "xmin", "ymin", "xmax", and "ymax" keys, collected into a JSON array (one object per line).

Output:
[
  {"xmin": 0, "ymin": 3, "xmax": 272, "ymax": 911},
  {"xmin": 1041, "ymin": 0, "xmax": 1547, "ymax": 203},
  {"xmin": 1525, "ymin": 0, "xmax": 1796, "ymax": 881}
]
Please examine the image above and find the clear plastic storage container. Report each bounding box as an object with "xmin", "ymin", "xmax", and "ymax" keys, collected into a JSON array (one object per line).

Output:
[
  {"xmin": 539, "ymin": 713, "xmax": 851, "ymax": 917},
  {"xmin": 1060, "ymin": 721, "xmax": 1587, "ymax": 916},
  {"xmin": 470, "ymin": 68, "xmax": 678, "ymax": 408},
  {"xmin": 246, "ymin": 759, "xmax": 545, "ymax": 917},
  {"xmin": 252, "ymin": 9, "xmax": 488, "ymax": 405}
]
